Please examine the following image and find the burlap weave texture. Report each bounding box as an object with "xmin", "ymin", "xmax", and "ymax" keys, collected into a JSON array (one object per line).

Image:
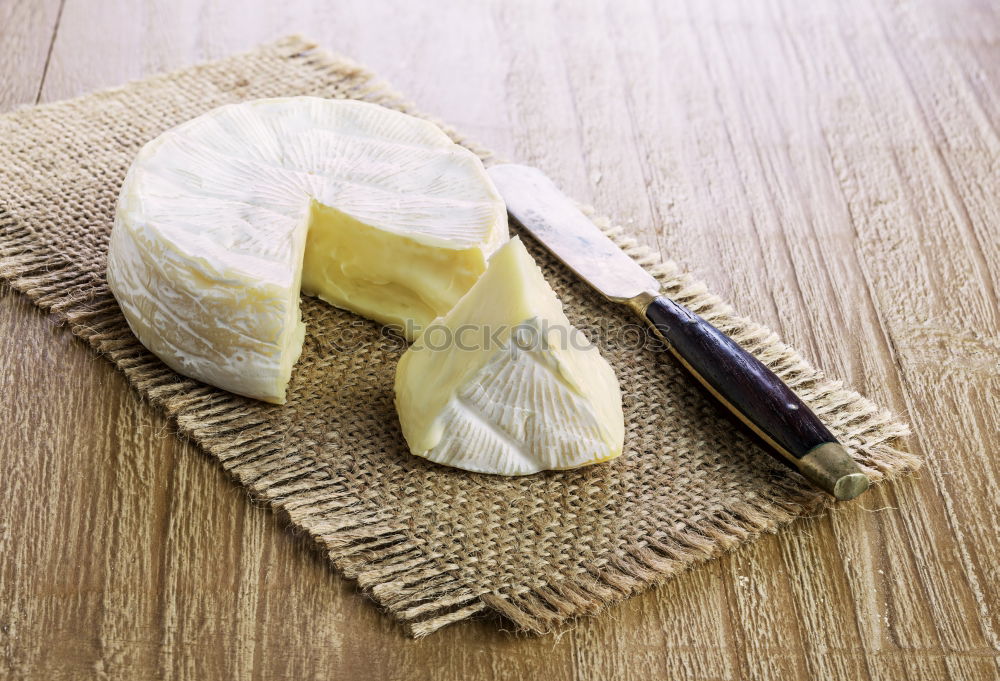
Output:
[{"xmin": 0, "ymin": 37, "xmax": 918, "ymax": 636}]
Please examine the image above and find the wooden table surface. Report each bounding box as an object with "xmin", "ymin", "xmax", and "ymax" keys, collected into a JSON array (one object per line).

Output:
[{"xmin": 2, "ymin": 1, "xmax": 998, "ymax": 679}]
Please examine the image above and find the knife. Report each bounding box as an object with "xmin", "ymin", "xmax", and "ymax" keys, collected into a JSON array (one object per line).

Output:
[{"xmin": 487, "ymin": 163, "xmax": 869, "ymax": 501}]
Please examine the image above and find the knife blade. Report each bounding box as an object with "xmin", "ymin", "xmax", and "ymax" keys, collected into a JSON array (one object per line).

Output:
[{"xmin": 488, "ymin": 163, "xmax": 869, "ymax": 501}]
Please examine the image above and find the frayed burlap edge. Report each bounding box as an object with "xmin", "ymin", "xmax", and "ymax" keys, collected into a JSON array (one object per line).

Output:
[{"xmin": 0, "ymin": 36, "xmax": 920, "ymax": 637}]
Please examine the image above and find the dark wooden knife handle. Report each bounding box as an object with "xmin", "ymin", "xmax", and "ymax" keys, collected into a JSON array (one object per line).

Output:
[{"xmin": 644, "ymin": 296, "xmax": 868, "ymax": 499}]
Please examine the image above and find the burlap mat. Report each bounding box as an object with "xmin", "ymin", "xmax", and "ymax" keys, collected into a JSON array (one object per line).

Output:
[{"xmin": 0, "ymin": 36, "xmax": 919, "ymax": 637}]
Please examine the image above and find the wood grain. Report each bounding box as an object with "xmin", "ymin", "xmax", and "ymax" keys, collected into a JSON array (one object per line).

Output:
[{"xmin": 1, "ymin": 0, "xmax": 997, "ymax": 679}]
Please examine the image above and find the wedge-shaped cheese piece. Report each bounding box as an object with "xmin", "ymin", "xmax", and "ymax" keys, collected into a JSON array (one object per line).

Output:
[
  {"xmin": 107, "ymin": 97, "xmax": 507, "ymax": 403},
  {"xmin": 394, "ymin": 237, "xmax": 625, "ymax": 475}
]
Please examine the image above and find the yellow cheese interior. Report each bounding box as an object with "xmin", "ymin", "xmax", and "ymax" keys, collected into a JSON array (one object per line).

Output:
[
  {"xmin": 395, "ymin": 237, "xmax": 625, "ymax": 473},
  {"xmin": 397, "ymin": 236, "xmax": 560, "ymax": 450},
  {"xmin": 300, "ymin": 201, "xmax": 488, "ymax": 340}
]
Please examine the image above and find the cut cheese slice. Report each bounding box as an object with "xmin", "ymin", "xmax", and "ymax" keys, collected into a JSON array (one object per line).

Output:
[
  {"xmin": 107, "ymin": 97, "xmax": 507, "ymax": 403},
  {"xmin": 394, "ymin": 237, "xmax": 625, "ymax": 475}
]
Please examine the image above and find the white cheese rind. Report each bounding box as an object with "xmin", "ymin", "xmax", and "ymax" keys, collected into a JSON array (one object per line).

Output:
[
  {"xmin": 394, "ymin": 238, "xmax": 626, "ymax": 475},
  {"xmin": 107, "ymin": 97, "xmax": 507, "ymax": 403}
]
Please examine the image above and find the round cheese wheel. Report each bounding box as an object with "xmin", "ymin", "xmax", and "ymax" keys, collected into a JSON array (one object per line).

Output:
[{"xmin": 108, "ymin": 97, "xmax": 507, "ymax": 403}]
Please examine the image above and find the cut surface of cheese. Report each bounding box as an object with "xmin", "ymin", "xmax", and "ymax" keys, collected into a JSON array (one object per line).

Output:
[
  {"xmin": 394, "ymin": 237, "xmax": 625, "ymax": 475},
  {"xmin": 107, "ymin": 97, "xmax": 507, "ymax": 403}
]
